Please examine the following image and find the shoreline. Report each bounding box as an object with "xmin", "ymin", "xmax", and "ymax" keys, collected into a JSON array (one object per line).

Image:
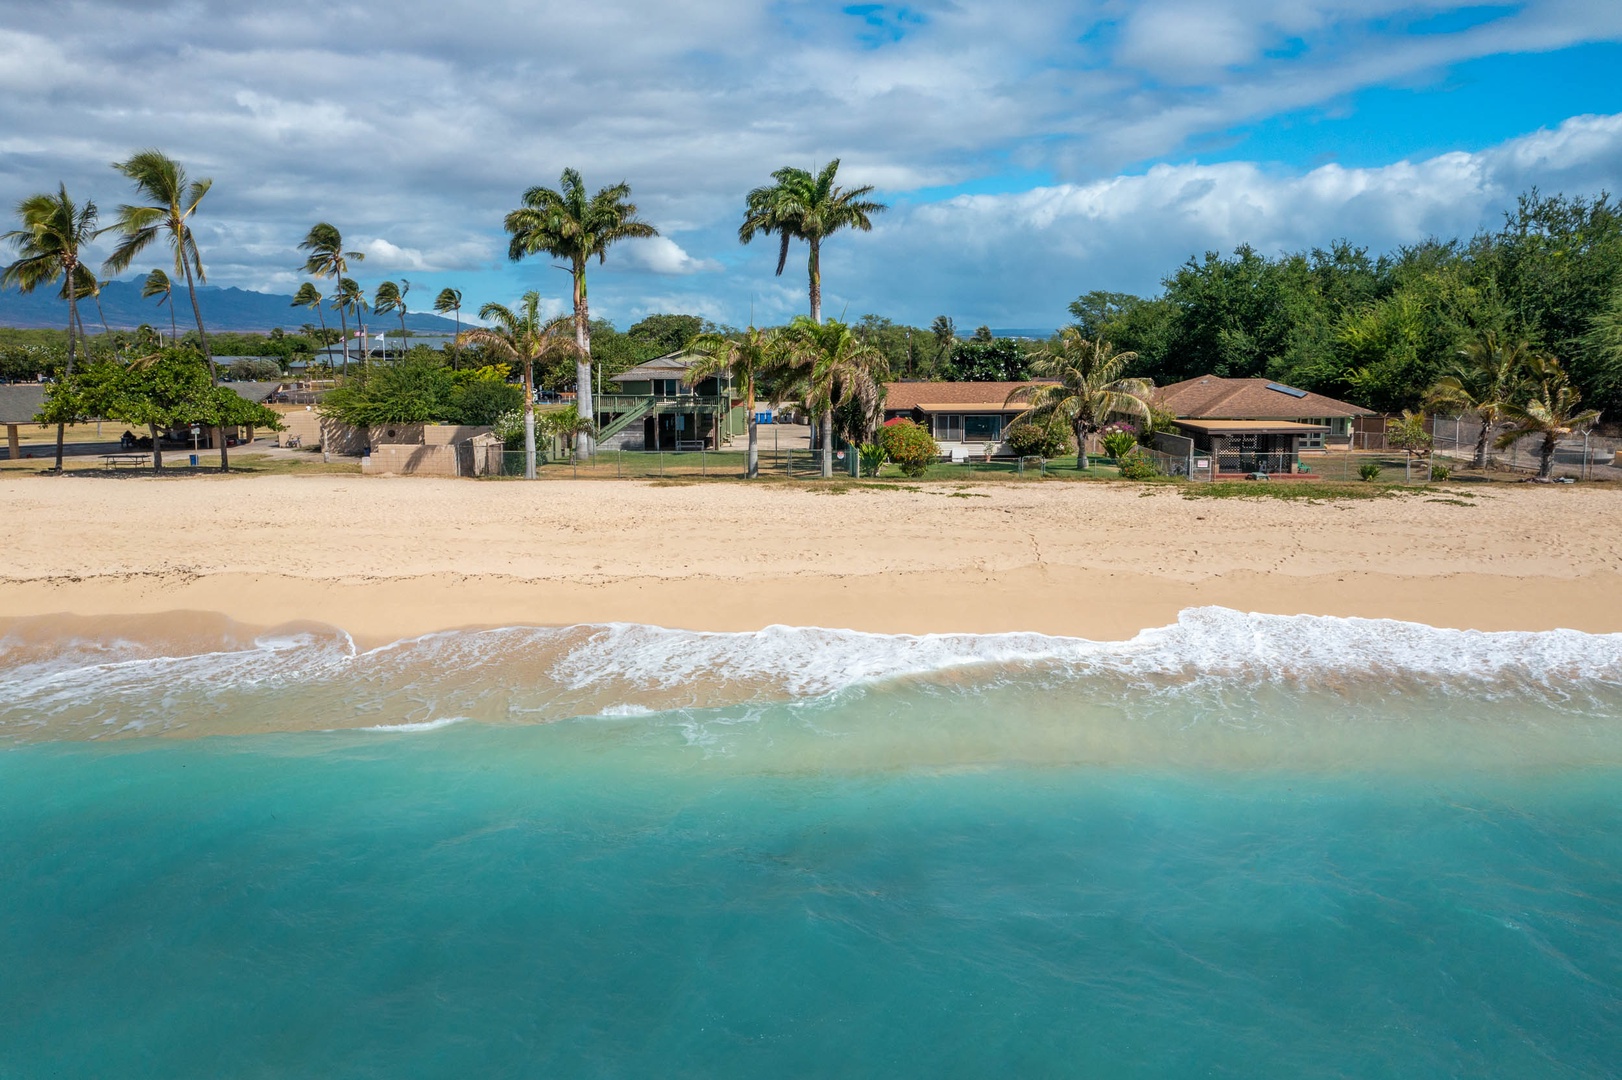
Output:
[
  {"xmin": 4, "ymin": 476, "xmax": 1620, "ymax": 644},
  {"xmin": 3, "ymin": 566, "xmax": 1620, "ymax": 648}
]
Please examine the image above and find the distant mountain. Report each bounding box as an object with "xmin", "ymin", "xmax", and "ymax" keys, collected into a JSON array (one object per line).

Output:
[{"xmin": 0, "ymin": 279, "xmax": 462, "ymax": 334}]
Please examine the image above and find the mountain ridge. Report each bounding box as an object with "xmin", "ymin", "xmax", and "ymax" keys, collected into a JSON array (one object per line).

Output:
[{"xmin": 0, "ymin": 279, "xmax": 463, "ymax": 333}]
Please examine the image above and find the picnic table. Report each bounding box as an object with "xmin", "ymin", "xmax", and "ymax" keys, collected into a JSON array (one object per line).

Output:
[{"xmin": 102, "ymin": 453, "xmax": 151, "ymax": 469}]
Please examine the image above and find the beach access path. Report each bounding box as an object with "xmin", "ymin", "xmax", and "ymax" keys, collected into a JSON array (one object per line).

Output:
[{"xmin": 1, "ymin": 475, "xmax": 1618, "ymax": 642}]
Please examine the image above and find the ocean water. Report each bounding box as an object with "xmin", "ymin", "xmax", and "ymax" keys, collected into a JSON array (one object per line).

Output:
[{"xmin": 2, "ymin": 608, "xmax": 1621, "ymax": 1078}]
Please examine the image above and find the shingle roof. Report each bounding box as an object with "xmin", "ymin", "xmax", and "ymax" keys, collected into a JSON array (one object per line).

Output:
[
  {"xmin": 1153, "ymin": 377, "xmax": 1374, "ymax": 419},
  {"xmin": 610, "ymin": 352, "xmax": 698, "ymax": 383},
  {"xmin": 883, "ymin": 381, "xmax": 1052, "ymax": 412}
]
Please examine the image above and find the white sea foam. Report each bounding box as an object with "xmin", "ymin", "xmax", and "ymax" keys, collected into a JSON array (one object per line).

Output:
[
  {"xmin": 3, "ymin": 609, "xmax": 1621, "ymax": 742},
  {"xmin": 361, "ymin": 716, "xmax": 469, "ymax": 733}
]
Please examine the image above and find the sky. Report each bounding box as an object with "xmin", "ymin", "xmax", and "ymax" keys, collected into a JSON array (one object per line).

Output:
[{"xmin": 2, "ymin": 0, "xmax": 1621, "ymax": 333}]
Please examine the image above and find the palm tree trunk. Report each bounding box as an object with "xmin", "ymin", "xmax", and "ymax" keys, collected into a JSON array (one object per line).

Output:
[
  {"xmin": 746, "ymin": 377, "xmax": 758, "ymax": 480},
  {"xmin": 573, "ymin": 263, "xmax": 594, "ymax": 458},
  {"xmin": 820, "ymin": 410, "xmax": 833, "ymax": 478},
  {"xmin": 523, "ymin": 357, "xmax": 536, "ymax": 480},
  {"xmin": 178, "ymin": 255, "xmax": 228, "ymax": 472},
  {"xmin": 808, "ymin": 238, "xmax": 822, "ymax": 324}
]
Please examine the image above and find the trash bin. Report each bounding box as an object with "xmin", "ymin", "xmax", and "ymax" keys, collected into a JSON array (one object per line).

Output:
[{"xmin": 189, "ymin": 454, "xmax": 198, "ymax": 467}]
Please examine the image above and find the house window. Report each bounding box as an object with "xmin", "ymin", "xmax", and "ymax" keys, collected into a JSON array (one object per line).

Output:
[
  {"xmin": 964, "ymin": 414, "xmax": 1003, "ymax": 442},
  {"xmin": 933, "ymin": 414, "xmax": 963, "ymax": 442}
]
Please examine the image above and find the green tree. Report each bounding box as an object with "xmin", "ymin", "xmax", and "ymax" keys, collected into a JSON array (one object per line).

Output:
[
  {"xmin": 1426, "ymin": 331, "xmax": 1533, "ymax": 468},
  {"xmin": 776, "ymin": 316, "xmax": 888, "ymax": 477},
  {"xmin": 457, "ymin": 291, "xmax": 580, "ymax": 478},
  {"xmin": 503, "ymin": 169, "xmax": 659, "ymax": 455},
  {"xmin": 141, "ymin": 268, "xmax": 178, "ymax": 345},
  {"xmin": 1005, "ymin": 331, "xmax": 1153, "ymax": 471},
  {"xmin": 739, "ymin": 159, "xmax": 886, "ymax": 325},
  {"xmin": 101, "ymin": 150, "xmax": 233, "ymax": 469},
  {"xmin": 291, "ymin": 282, "xmax": 330, "ymax": 365},
  {"xmin": 1495, "ymin": 354, "xmax": 1602, "ymax": 479},
  {"xmin": 434, "ymin": 287, "xmax": 464, "ymax": 368},
  {"xmin": 685, "ymin": 326, "xmax": 779, "ymax": 478},
  {"xmin": 330, "ymin": 278, "xmax": 370, "ymax": 372},
  {"xmin": 373, "ymin": 279, "xmax": 410, "ymax": 346},
  {"xmin": 298, "ymin": 223, "xmax": 365, "ymax": 372},
  {"xmin": 2, "ymin": 184, "xmax": 99, "ymax": 470}
]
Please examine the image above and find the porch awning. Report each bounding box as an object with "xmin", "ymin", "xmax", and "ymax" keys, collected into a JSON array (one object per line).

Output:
[{"xmin": 1173, "ymin": 419, "xmax": 1330, "ymax": 435}]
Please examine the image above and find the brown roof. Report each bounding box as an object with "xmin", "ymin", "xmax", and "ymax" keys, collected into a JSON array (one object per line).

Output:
[
  {"xmin": 1154, "ymin": 377, "xmax": 1374, "ymax": 419},
  {"xmin": 1173, "ymin": 419, "xmax": 1331, "ymax": 435},
  {"xmin": 883, "ymin": 381, "xmax": 1051, "ymax": 412}
]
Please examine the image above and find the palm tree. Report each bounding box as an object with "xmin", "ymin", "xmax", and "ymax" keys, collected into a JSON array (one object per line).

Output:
[
  {"xmin": 331, "ymin": 278, "xmax": 369, "ymax": 372},
  {"xmin": 503, "ymin": 169, "xmax": 659, "ymax": 455},
  {"xmin": 1427, "ymin": 331, "xmax": 1531, "ymax": 468},
  {"xmin": 1006, "ymin": 330, "xmax": 1153, "ymax": 471},
  {"xmin": 291, "ymin": 282, "xmax": 330, "ymax": 371},
  {"xmin": 101, "ymin": 149, "xmax": 231, "ymax": 469},
  {"xmin": 434, "ymin": 287, "xmax": 463, "ymax": 368},
  {"xmin": 2, "ymin": 184, "xmax": 98, "ymax": 471},
  {"xmin": 457, "ymin": 291, "xmax": 580, "ymax": 479},
  {"xmin": 776, "ymin": 316, "xmax": 887, "ymax": 477},
  {"xmin": 740, "ymin": 159, "xmax": 887, "ymax": 325},
  {"xmin": 686, "ymin": 327, "xmax": 779, "ymax": 478},
  {"xmin": 298, "ymin": 223, "xmax": 364, "ymax": 372},
  {"xmin": 1495, "ymin": 354, "xmax": 1601, "ymax": 479},
  {"xmin": 142, "ymin": 268, "xmax": 178, "ymax": 345},
  {"xmin": 373, "ymin": 279, "xmax": 410, "ymax": 355}
]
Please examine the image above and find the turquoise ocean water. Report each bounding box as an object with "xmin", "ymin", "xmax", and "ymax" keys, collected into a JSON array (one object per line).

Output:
[{"xmin": 2, "ymin": 609, "xmax": 1621, "ymax": 1077}]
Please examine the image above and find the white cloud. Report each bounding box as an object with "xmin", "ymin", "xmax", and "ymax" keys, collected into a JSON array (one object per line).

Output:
[{"xmin": 618, "ymin": 237, "xmax": 722, "ymax": 276}]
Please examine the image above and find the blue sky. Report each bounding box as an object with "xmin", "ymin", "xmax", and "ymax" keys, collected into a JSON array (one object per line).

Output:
[{"xmin": 1, "ymin": 0, "xmax": 1620, "ymax": 332}]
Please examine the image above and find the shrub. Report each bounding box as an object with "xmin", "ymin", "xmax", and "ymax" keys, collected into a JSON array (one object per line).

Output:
[
  {"xmin": 448, "ymin": 377, "xmax": 523, "ymax": 427},
  {"xmin": 1115, "ymin": 451, "xmax": 1159, "ymax": 480},
  {"xmin": 1005, "ymin": 420, "xmax": 1071, "ymax": 459},
  {"xmin": 879, "ymin": 419, "xmax": 939, "ymax": 477},
  {"xmin": 1100, "ymin": 427, "xmax": 1139, "ymax": 460},
  {"xmin": 1429, "ymin": 463, "xmax": 1451, "ymax": 481},
  {"xmin": 226, "ymin": 357, "xmax": 283, "ymax": 381},
  {"xmin": 1358, "ymin": 461, "xmax": 1383, "ymax": 481}
]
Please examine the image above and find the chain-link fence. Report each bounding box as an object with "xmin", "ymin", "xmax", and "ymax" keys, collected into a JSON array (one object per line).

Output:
[{"xmin": 1427, "ymin": 415, "xmax": 1618, "ymax": 480}]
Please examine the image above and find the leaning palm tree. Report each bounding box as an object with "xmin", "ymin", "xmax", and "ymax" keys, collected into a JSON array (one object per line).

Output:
[
  {"xmin": 298, "ymin": 223, "xmax": 364, "ymax": 372},
  {"xmin": 1427, "ymin": 331, "xmax": 1531, "ymax": 468},
  {"xmin": 102, "ymin": 149, "xmax": 231, "ymax": 469},
  {"xmin": 685, "ymin": 326, "xmax": 779, "ymax": 478},
  {"xmin": 291, "ymin": 282, "xmax": 330, "ymax": 370},
  {"xmin": 2, "ymin": 185, "xmax": 98, "ymax": 471},
  {"xmin": 142, "ymin": 268, "xmax": 178, "ymax": 345},
  {"xmin": 434, "ymin": 287, "xmax": 463, "ymax": 368},
  {"xmin": 503, "ymin": 169, "xmax": 659, "ymax": 455},
  {"xmin": 372, "ymin": 279, "xmax": 410, "ymax": 356},
  {"xmin": 740, "ymin": 159, "xmax": 887, "ymax": 325},
  {"xmin": 1495, "ymin": 354, "xmax": 1601, "ymax": 479},
  {"xmin": 776, "ymin": 316, "xmax": 887, "ymax": 478},
  {"xmin": 457, "ymin": 291, "xmax": 581, "ymax": 479},
  {"xmin": 331, "ymin": 278, "xmax": 369, "ymax": 371},
  {"xmin": 1006, "ymin": 330, "xmax": 1153, "ymax": 471}
]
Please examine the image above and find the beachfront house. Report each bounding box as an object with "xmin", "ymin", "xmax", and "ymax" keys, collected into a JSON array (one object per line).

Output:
[
  {"xmin": 598, "ymin": 353, "xmax": 746, "ymax": 451},
  {"xmin": 1153, "ymin": 377, "xmax": 1376, "ymax": 477},
  {"xmin": 882, "ymin": 381, "xmax": 1050, "ymax": 460}
]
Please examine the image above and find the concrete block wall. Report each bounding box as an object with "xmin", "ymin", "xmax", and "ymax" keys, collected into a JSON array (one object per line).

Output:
[{"xmin": 361, "ymin": 443, "xmax": 463, "ymax": 477}]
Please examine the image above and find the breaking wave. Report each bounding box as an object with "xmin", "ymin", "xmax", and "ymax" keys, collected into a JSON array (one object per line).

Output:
[{"xmin": 1, "ymin": 608, "xmax": 1620, "ymax": 743}]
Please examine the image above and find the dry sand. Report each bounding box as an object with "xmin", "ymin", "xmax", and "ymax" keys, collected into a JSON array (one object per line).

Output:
[{"xmin": 2, "ymin": 475, "xmax": 1619, "ymax": 643}]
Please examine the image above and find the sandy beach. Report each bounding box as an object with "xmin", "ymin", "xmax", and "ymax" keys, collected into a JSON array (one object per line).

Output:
[{"xmin": 1, "ymin": 474, "xmax": 1617, "ymax": 643}]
